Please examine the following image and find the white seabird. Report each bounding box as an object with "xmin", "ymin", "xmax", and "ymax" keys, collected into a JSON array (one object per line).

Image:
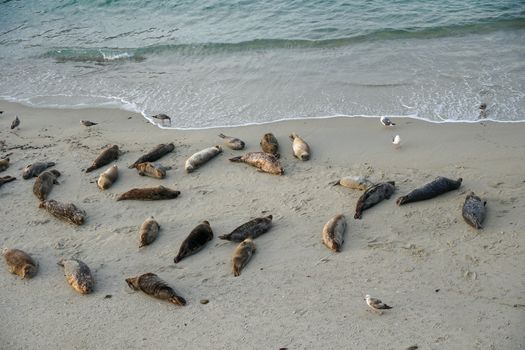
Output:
[
  {"xmin": 365, "ymin": 294, "xmax": 393, "ymax": 314},
  {"xmin": 392, "ymin": 134, "xmax": 401, "ymax": 148},
  {"xmin": 380, "ymin": 116, "xmax": 396, "ymax": 127}
]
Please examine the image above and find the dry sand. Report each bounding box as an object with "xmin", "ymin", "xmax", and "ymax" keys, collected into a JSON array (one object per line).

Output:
[{"xmin": 0, "ymin": 100, "xmax": 524, "ymax": 349}]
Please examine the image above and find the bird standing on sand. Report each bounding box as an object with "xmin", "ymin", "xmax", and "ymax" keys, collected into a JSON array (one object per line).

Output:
[
  {"xmin": 151, "ymin": 114, "xmax": 171, "ymax": 125},
  {"xmin": 365, "ymin": 294, "xmax": 393, "ymax": 315},
  {"xmin": 10, "ymin": 116, "xmax": 20, "ymax": 130},
  {"xmin": 380, "ymin": 116, "xmax": 396, "ymax": 127},
  {"xmin": 392, "ymin": 134, "xmax": 401, "ymax": 148},
  {"xmin": 81, "ymin": 120, "xmax": 98, "ymax": 127}
]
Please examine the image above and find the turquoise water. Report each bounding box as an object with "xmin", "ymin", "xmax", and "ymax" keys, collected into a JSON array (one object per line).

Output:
[{"xmin": 1, "ymin": 0, "xmax": 524, "ymax": 127}]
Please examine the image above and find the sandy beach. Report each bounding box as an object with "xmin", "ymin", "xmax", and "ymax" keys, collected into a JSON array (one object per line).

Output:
[{"xmin": 0, "ymin": 100, "xmax": 524, "ymax": 349}]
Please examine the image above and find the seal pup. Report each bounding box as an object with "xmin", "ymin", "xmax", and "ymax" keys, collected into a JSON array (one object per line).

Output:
[
  {"xmin": 462, "ymin": 192, "xmax": 487, "ymax": 229},
  {"xmin": 219, "ymin": 215, "xmax": 273, "ymax": 242},
  {"xmin": 174, "ymin": 221, "xmax": 213, "ymax": 263},
  {"xmin": 117, "ymin": 185, "xmax": 180, "ymax": 201},
  {"xmin": 260, "ymin": 133, "xmax": 280, "ymax": 158},
  {"xmin": 289, "ymin": 133, "xmax": 310, "ymax": 160},
  {"xmin": 185, "ymin": 145, "xmax": 222, "ymax": 173},
  {"xmin": 396, "ymin": 176, "xmax": 462, "ymax": 206},
  {"xmin": 126, "ymin": 273, "xmax": 186, "ymax": 306},
  {"xmin": 58, "ymin": 258, "xmax": 94, "ymax": 294},
  {"xmin": 322, "ymin": 214, "xmax": 346, "ymax": 252},
  {"xmin": 0, "ymin": 175, "xmax": 16, "ymax": 187},
  {"xmin": 135, "ymin": 162, "xmax": 168, "ymax": 179},
  {"xmin": 232, "ymin": 238, "xmax": 256, "ymax": 277},
  {"xmin": 330, "ymin": 175, "xmax": 373, "ymax": 191},
  {"xmin": 39, "ymin": 200, "xmax": 86, "ymax": 225},
  {"xmin": 80, "ymin": 120, "xmax": 97, "ymax": 127},
  {"xmin": 365, "ymin": 294, "xmax": 392, "ymax": 315},
  {"xmin": 139, "ymin": 216, "xmax": 160, "ymax": 248},
  {"xmin": 354, "ymin": 181, "xmax": 395, "ymax": 219},
  {"xmin": 219, "ymin": 133, "xmax": 245, "ymax": 150},
  {"xmin": 22, "ymin": 161, "xmax": 55, "ymax": 179},
  {"xmin": 0, "ymin": 157, "xmax": 9, "ymax": 172},
  {"xmin": 151, "ymin": 113, "xmax": 171, "ymax": 125},
  {"xmin": 2, "ymin": 248, "xmax": 38, "ymax": 279},
  {"xmin": 97, "ymin": 165, "xmax": 118, "ymax": 190},
  {"xmin": 86, "ymin": 145, "xmax": 120, "ymax": 173},
  {"xmin": 33, "ymin": 169, "xmax": 61, "ymax": 201},
  {"xmin": 129, "ymin": 143, "xmax": 174, "ymax": 169},
  {"xmin": 10, "ymin": 116, "xmax": 20, "ymax": 130},
  {"xmin": 229, "ymin": 152, "xmax": 284, "ymax": 175},
  {"xmin": 380, "ymin": 116, "xmax": 396, "ymax": 127}
]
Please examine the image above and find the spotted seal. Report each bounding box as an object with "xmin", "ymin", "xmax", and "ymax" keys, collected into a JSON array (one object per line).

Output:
[
  {"xmin": 354, "ymin": 181, "xmax": 395, "ymax": 219},
  {"xmin": 174, "ymin": 221, "xmax": 213, "ymax": 263},
  {"xmin": 396, "ymin": 176, "xmax": 462, "ymax": 206},
  {"xmin": 185, "ymin": 145, "xmax": 222, "ymax": 173},
  {"xmin": 322, "ymin": 214, "xmax": 346, "ymax": 252},
  {"xmin": 229, "ymin": 152, "xmax": 284, "ymax": 175},
  {"xmin": 126, "ymin": 273, "xmax": 186, "ymax": 306},
  {"xmin": 462, "ymin": 192, "xmax": 487, "ymax": 229},
  {"xmin": 97, "ymin": 165, "xmax": 118, "ymax": 190},
  {"xmin": 232, "ymin": 238, "xmax": 256, "ymax": 277},
  {"xmin": 260, "ymin": 133, "xmax": 280, "ymax": 158},
  {"xmin": 139, "ymin": 216, "xmax": 160, "ymax": 248},
  {"xmin": 39, "ymin": 200, "xmax": 86, "ymax": 225},
  {"xmin": 219, "ymin": 133, "xmax": 245, "ymax": 150},
  {"xmin": 129, "ymin": 143, "xmax": 174, "ymax": 169},
  {"xmin": 135, "ymin": 162, "xmax": 168, "ymax": 179},
  {"xmin": 219, "ymin": 215, "xmax": 273, "ymax": 242},
  {"xmin": 86, "ymin": 145, "xmax": 120, "ymax": 173},
  {"xmin": 58, "ymin": 258, "xmax": 94, "ymax": 294},
  {"xmin": 22, "ymin": 161, "xmax": 55, "ymax": 179},
  {"xmin": 289, "ymin": 133, "xmax": 310, "ymax": 160},
  {"xmin": 117, "ymin": 185, "xmax": 180, "ymax": 201},
  {"xmin": 33, "ymin": 169, "xmax": 61, "ymax": 201},
  {"xmin": 2, "ymin": 248, "xmax": 38, "ymax": 279}
]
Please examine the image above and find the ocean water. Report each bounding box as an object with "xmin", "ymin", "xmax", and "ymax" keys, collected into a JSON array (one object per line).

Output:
[{"xmin": 0, "ymin": 0, "xmax": 524, "ymax": 128}]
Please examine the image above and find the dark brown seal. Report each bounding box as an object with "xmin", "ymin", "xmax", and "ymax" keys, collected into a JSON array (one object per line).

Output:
[
  {"xmin": 219, "ymin": 133, "xmax": 245, "ymax": 150},
  {"xmin": 354, "ymin": 181, "xmax": 395, "ymax": 219},
  {"xmin": 260, "ymin": 133, "xmax": 280, "ymax": 158},
  {"xmin": 22, "ymin": 161, "xmax": 55, "ymax": 179},
  {"xmin": 58, "ymin": 258, "xmax": 94, "ymax": 294},
  {"xmin": 174, "ymin": 221, "xmax": 213, "ymax": 263},
  {"xmin": 219, "ymin": 215, "xmax": 273, "ymax": 242},
  {"xmin": 2, "ymin": 248, "xmax": 38, "ymax": 279},
  {"xmin": 0, "ymin": 175, "xmax": 16, "ymax": 187},
  {"xmin": 33, "ymin": 169, "xmax": 61, "ymax": 201},
  {"xmin": 39, "ymin": 199, "xmax": 86, "ymax": 225},
  {"xmin": 86, "ymin": 145, "xmax": 120, "ymax": 173},
  {"xmin": 232, "ymin": 238, "xmax": 256, "ymax": 277},
  {"xmin": 116, "ymin": 185, "xmax": 180, "ymax": 201},
  {"xmin": 322, "ymin": 214, "xmax": 346, "ymax": 252},
  {"xmin": 139, "ymin": 216, "xmax": 160, "ymax": 248},
  {"xmin": 126, "ymin": 273, "xmax": 186, "ymax": 306},
  {"xmin": 462, "ymin": 192, "xmax": 487, "ymax": 229},
  {"xmin": 229, "ymin": 152, "xmax": 284, "ymax": 175},
  {"xmin": 129, "ymin": 143, "xmax": 175, "ymax": 169},
  {"xmin": 396, "ymin": 177, "xmax": 462, "ymax": 206}
]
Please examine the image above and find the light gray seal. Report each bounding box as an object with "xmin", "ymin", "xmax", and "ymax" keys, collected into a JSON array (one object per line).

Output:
[{"xmin": 462, "ymin": 192, "xmax": 487, "ymax": 229}]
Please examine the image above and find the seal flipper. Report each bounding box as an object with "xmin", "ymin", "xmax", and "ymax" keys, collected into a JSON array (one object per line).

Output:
[{"xmin": 229, "ymin": 156, "xmax": 243, "ymax": 163}]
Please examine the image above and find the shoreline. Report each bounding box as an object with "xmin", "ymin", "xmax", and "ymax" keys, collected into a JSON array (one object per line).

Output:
[{"xmin": 1, "ymin": 99, "xmax": 524, "ymax": 349}]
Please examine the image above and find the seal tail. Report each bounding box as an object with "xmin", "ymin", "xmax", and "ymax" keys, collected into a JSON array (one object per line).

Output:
[
  {"xmin": 218, "ymin": 234, "xmax": 231, "ymax": 241},
  {"xmin": 396, "ymin": 196, "xmax": 408, "ymax": 206},
  {"xmin": 229, "ymin": 156, "xmax": 243, "ymax": 163},
  {"xmin": 233, "ymin": 265, "xmax": 241, "ymax": 277},
  {"xmin": 169, "ymin": 295, "xmax": 187, "ymax": 306},
  {"xmin": 329, "ymin": 180, "xmax": 341, "ymax": 187},
  {"xmin": 85, "ymin": 165, "xmax": 96, "ymax": 173},
  {"xmin": 218, "ymin": 133, "xmax": 227, "ymax": 139},
  {"xmin": 382, "ymin": 304, "xmax": 393, "ymax": 309}
]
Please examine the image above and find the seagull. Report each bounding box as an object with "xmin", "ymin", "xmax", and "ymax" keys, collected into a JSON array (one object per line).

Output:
[
  {"xmin": 151, "ymin": 113, "xmax": 171, "ymax": 124},
  {"xmin": 80, "ymin": 120, "xmax": 98, "ymax": 127},
  {"xmin": 478, "ymin": 103, "xmax": 487, "ymax": 119},
  {"xmin": 392, "ymin": 134, "xmax": 401, "ymax": 148},
  {"xmin": 365, "ymin": 294, "xmax": 392, "ymax": 315},
  {"xmin": 380, "ymin": 116, "xmax": 396, "ymax": 127},
  {"xmin": 10, "ymin": 116, "xmax": 19, "ymax": 130}
]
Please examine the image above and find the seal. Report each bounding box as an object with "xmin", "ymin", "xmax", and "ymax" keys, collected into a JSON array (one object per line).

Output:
[
  {"xmin": 33, "ymin": 169, "xmax": 61, "ymax": 201},
  {"xmin": 174, "ymin": 221, "xmax": 213, "ymax": 263},
  {"xmin": 396, "ymin": 176, "xmax": 462, "ymax": 206},
  {"xmin": 139, "ymin": 216, "xmax": 160, "ymax": 248},
  {"xmin": 289, "ymin": 133, "xmax": 310, "ymax": 160},
  {"xmin": 354, "ymin": 181, "xmax": 395, "ymax": 219},
  {"xmin": 39, "ymin": 199, "xmax": 86, "ymax": 225},
  {"xmin": 0, "ymin": 175, "xmax": 16, "ymax": 187},
  {"xmin": 260, "ymin": 133, "xmax": 280, "ymax": 158},
  {"xmin": 129, "ymin": 143, "xmax": 175, "ymax": 169},
  {"xmin": 185, "ymin": 145, "xmax": 222, "ymax": 173},
  {"xmin": 116, "ymin": 185, "xmax": 180, "ymax": 201},
  {"xmin": 462, "ymin": 192, "xmax": 487, "ymax": 229},
  {"xmin": 0, "ymin": 157, "xmax": 9, "ymax": 172},
  {"xmin": 219, "ymin": 133, "xmax": 245, "ymax": 150},
  {"xmin": 58, "ymin": 258, "xmax": 94, "ymax": 294},
  {"xmin": 97, "ymin": 165, "xmax": 118, "ymax": 190},
  {"xmin": 229, "ymin": 152, "xmax": 284, "ymax": 175},
  {"xmin": 330, "ymin": 175, "xmax": 373, "ymax": 191},
  {"xmin": 86, "ymin": 145, "xmax": 120, "ymax": 173},
  {"xmin": 126, "ymin": 273, "xmax": 186, "ymax": 306},
  {"xmin": 322, "ymin": 214, "xmax": 346, "ymax": 252},
  {"xmin": 22, "ymin": 161, "xmax": 55, "ymax": 179},
  {"xmin": 219, "ymin": 215, "xmax": 273, "ymax": 242},
  {"xmin": 2, "ymin": 248, "xmax": 38, "ymax": 279},
  {"xmin": 135, "ymin": 162, "xmax": 168, "ymax": 179},
  {"xmin": 232, "ymin": 238, "xmax": 256, "ymax": 277}
]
